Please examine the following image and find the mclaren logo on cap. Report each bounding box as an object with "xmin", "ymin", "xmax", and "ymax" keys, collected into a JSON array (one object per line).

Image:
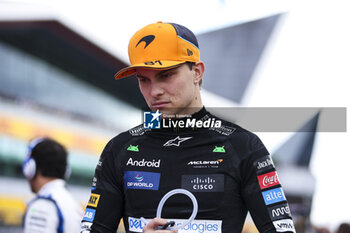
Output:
[{"xmin": 136, "ymin": 35, "xmax": 155, "ymax": 49}]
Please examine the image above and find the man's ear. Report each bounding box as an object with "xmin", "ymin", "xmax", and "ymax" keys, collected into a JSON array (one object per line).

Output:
[{"xmin": 193, "ymin": 61, "xmax": 205, "ymax": 85}]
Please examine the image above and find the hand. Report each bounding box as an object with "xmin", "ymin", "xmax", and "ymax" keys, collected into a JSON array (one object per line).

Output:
[{"xmin": 142, "ymin": 218, "xmax": 177, "ymax": 233}]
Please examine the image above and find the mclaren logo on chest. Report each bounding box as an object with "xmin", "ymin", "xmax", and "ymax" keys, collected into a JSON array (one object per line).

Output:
[{"xmin": 163, "ymin": 136, "xmax": 192, "ymax": 147}]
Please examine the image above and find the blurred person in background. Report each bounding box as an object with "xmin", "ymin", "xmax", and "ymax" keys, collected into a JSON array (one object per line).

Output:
[
  {"xmin": 313, "ymin": 226, "xmax": 331, "ymax": 233},
  {"xmin": 336, "ymin": 223, "xmax": 350, "ymax": 233},
  {"xmin": 80, "ymin": 22, "xmax": 295, "ymax": 233},
  {"xmin": 22, "ymin": 137, "xmax": 82, "ymax": 233}
]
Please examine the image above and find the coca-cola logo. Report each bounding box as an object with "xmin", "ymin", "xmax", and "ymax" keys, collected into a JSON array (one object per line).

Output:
[
  {"xmin": 263, "ymin": 174, "xmax": 278, "ymax": 185},
  {"xmin": 258, "ymin": 171, "xmax": 280, "ymax": 189}
]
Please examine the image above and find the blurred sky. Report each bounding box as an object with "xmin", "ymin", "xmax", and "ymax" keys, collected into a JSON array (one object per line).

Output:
[
  {"xmin": 1, "ymin": 0, "xmax": 350, "ymax": 230},
  {"xmin": 0, "ymin": 0, "xmax": 293, "ymax": 62}
]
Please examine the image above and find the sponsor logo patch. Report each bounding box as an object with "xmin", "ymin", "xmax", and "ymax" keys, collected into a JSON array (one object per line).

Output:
[
  {"xmin": 88, "ymin": 193, "xmax": 100, "ymax": 207},
  {"xmin": 126, "ymin": 157, "xmax": 161, "ymax": 168},
  {"xmin": 262, "ymin": 187, "xmax": 286, "ymax": 205},
  {"xmin": 83, "ymin": 208, "xmax": 96, "ymax": 222},
  {"xmin": 164, "ymin": 136, "xmax": 192, "ymax": 147},
  {"xmin": 136, "ymin": 35, "xmax": 155, "ymax": 49},
  {"xmin": 91, "ymin": 177, "xmax": 97, "ymax": 191},
  {"xmin": 254, "ymin": 155, "xmax": 275, "ymax": 174},
  {"xmin": 268, "ymin": 203, "xmax": 292, "ymax": 221},
  {"xmin": 127, "ymin": 145, "xmax": 139, "ymax": 152},
  {"xmin": 187, "ymin": 159, "xmax": 223, "ymax": 169},
  {"xmin": 213, "ymin": 146, "xmax": 226, "ymax": 153},
  {"xmin": 124, "ymin": 171, "xmax": 160, "ymax": 190},
  {"xmin": 187, "ymin": 48, "xmax": 193, "ymax": 56},
  {"xmin": 129, "ymin": 125, "xmax": 149, "ymax": 136},
  {"xmin": 182, "ymin": 174, "xmax": 224, "ymax": 192},
  {"xmin": 128, "ymin": 217, "xmax": 222, "ymax": 233},
  {"xmin": 129, "ymin": 217, "xmax": 147, "ymax": 232},
  {"xmin": 81, "ymin": 221, "xmax": 92, "ymax": 231},
  {"xmin": 96, "ymin": 157, "xmax": 103, "ymax": 170},
  {"xmin": 209, "ymin": 125, "xmax": 236, "ymax": 136},
  {"xmin": 258, "ymin": 171, "xmax": 280, "ymax": 189},
  {"xmin": 273, "ymin": 219, "xmax": 296, "ymax": 232},
  {"xmin": 179, "ymin": 220, "xmax": 222, "ymax": 233}
]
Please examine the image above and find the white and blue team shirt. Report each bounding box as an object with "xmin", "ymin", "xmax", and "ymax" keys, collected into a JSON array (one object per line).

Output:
[{"xmin": 24, "ymin": 179, "xmax": 83, "ymax": 233}]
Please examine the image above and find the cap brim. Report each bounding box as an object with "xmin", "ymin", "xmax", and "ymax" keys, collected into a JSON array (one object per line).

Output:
[{"xmin": 114, "ymin": 60, "xmax": 186, "ymax": 80}]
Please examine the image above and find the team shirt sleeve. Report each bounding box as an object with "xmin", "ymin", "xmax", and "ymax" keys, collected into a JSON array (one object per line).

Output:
[
  {"xmin": 239, "ymin": 137, "xmax": 296, "ymax": 233},
  {"xmin": 81, "ymin": 139, "xmax": 125, "ymax": 233}
]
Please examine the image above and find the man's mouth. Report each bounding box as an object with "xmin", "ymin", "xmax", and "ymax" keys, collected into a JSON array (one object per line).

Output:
[{"xmin": 151, "ymin": 101, "xmax": 171, "ymax": 108}]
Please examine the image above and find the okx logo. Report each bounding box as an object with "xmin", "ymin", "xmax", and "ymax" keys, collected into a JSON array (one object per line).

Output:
[{"xmin": 144, "ymin": 110, "xmax": 161, "ymax": 129}]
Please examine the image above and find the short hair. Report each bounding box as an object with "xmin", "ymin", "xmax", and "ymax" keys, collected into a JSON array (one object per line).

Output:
[
  {"xmin": 337, "ymin": 223, "xmax": 350, "ymax": 233},
  {"xmin": 31, "ymin": 138, "xmax": 67, "ymax": 179}
]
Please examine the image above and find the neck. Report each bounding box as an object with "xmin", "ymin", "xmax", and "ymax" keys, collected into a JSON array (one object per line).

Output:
[
  {"xmin": 179, "ymin": 87, "xmax": 203, "ymax": 116},
  {"xmin": 31, "ymin": 174, "xmax": 57, "ymax": 193}
]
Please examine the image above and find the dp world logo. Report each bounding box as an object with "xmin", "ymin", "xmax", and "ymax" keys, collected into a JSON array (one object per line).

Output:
[
  {"xmin": 143, "ymin": 110, "xmax": 161, "ymax": 129},
  {"xmin": 135, "ymin": 174, "xmax": 144, "ymax": 182}
]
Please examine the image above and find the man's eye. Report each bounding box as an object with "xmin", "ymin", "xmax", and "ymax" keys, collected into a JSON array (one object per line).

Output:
[{"xmin": 161, "ymin": 72, "xmax": 173, "ymax": 78}]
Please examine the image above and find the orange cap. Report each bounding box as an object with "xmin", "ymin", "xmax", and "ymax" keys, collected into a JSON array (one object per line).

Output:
[{"xmin": 114, "ymin": 22, "xmax": 200, "ymax": 79}]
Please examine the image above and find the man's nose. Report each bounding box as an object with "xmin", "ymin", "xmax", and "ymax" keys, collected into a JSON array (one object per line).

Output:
[{"xmin": 150, "ymin": 82, "xmax": 164, "ymax": 97}]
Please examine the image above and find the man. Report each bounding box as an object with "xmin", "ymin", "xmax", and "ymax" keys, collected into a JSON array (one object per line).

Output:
[
  {"xmin": 23, "ymin": 137, "xmax": 82, "ymax": 233},
  {"xmin": 81, "ymin": 22, "xmax": 295, "ymax": 233}
]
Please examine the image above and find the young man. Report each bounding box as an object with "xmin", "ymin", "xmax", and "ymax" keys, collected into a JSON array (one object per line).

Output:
[
  {"xmin": 81, "ymin": 22, "xmax": 295, "ymax": 233},
  {"xmin": 23, "ymin": 137, "xmax": 82, "ymax": 233}
]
